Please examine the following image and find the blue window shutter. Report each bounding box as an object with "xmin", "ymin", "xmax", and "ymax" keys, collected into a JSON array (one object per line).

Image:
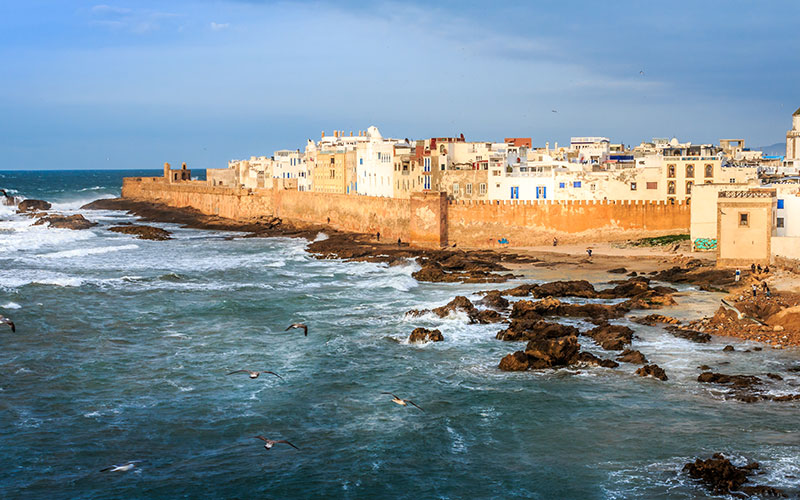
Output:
[
  {"xmin": 778, "ymin": 199, "xmax": 784, "ymax": 209},
  {"xmin": 543, "ymin": 186, "xmax": 547, "ymax": 199}
]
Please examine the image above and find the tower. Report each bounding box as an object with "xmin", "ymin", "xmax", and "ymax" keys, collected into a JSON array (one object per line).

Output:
[
  {"xmin": 787, "ymin": 107, "xmax": 800, "ymax": 163},
  {"xmin": 163, "ymin": 162, "xmax": 171, "ymax": 181}
]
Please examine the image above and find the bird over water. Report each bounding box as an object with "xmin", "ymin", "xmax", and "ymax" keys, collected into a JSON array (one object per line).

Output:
[
  {"xmin": 285, "ymin": 323, "xmax": 308, "ymax": 336},
  {"xmin": 382, "ymin": 392, "xmax": 424, "ymax": 411},
  {"xmin": 254, "ymin": 436, "xmax": 299, "ymax": 451},
  {"xmin": 1, "ymin": 315, "xmax": 15, "ymax": 332},
  {"xmin": 227, "ymin": 370, "xmax": 284, "ymax": 380}
]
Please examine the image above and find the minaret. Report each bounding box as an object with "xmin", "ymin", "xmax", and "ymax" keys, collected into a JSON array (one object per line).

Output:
[{"xmin": 787, "ymin": 107, "xmax": 800, "ymax": 162}]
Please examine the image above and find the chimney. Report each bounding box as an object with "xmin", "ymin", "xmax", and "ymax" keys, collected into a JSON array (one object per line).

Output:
[
  {"xmin": 322, "ymin": 131, "xmax": 325, "ymax": 138},
  {"xmin": 555, "ymin": 142, "xmax": 559, "ymax": 150},
  {"xmin": 545, "ymin": 142, "xmax": 549, "ymax": 150},
  {"xmin": 350, "ymin": 131, "xmax": 353, "ymax": 137}
]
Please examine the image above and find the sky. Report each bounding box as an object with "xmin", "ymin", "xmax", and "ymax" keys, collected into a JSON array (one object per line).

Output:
[{"xmin": 1, "ymin": 0, "xmax": 799, "ymax": 170}]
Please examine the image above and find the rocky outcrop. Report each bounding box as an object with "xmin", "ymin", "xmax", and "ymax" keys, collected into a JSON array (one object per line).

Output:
[
  {"xmin": 522, "ymin": 335, "xmax": 581, "ymax": 369},
  {"xmin": 632, "ymin": 314, "xmax": 681, "ymax": 326},
  {"xmin": 32, "ymin": 214, "xmax": 96, "ymax": 230},
  {"xmin": 616, "ymin": 349, "xmax": 648, "ymax": 364},
  {"xmin": 697, "ymin": 372, "xmax": 761, "ymax": 389},
  {"xmin": 608, "ymin": 267, "xmax": 628, "ymax": 274},
  {"xmin": 109, "ymin": 224, "xmax": 172, "ymax": 240},
  {"xmin": 408, "ymin": 328, "xmax": 443, "ymax": 343},
  {"xmin": 498, "ymin": 351, "xmax": 530, "ymax": 371},
  {"xmin": 490, "ymin": 278, "xmax": 676, "ymax": 303},
  {"xmin": 683, "ymin": 453, "xmax": 786, "ymax": 497},
  {"xmin": 585, "ymin": 323, "xmax": 634, "ymax": 350},
  {"xmin": 496, "ymin": 320, "xmax": 580, "ymax": 342},
  {"xmin": 723, "ymin": 345, "xmax": 735, "ymax": 352},
  {"xmin": 635, "ymin": 364, "xmax": 668, "ymax": 381},
  {"xmin": 575, "ymin": 351, "xmax": 620, "ymax": 368},
  {"xmin": 477, "ymin": 291, "xmax": 509, "ymax": 311},
  {"xmin": 665, "ymin": 326, "xmax": 711, "ymax": 343},
  {"xmin": 17, "ymin": 199, "xmax": 51, "ymax": 212},
  {"xmin": 510, "ymin": 297, "xmax": 632, "ymax": 321},
  {"xmin": 407, "ymin": 296, "xmax": 503, "ymax": 324}
]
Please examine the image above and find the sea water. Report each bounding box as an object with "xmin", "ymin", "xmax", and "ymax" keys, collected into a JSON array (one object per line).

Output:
[{"xmin": 1, "ymin": 170, "xmax": 798, "ymax": 499}]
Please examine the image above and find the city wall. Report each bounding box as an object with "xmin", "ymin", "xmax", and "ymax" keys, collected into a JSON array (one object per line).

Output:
[{"xmin": 122, "ymin": 177, "xmax": 690, "ymax": 248}]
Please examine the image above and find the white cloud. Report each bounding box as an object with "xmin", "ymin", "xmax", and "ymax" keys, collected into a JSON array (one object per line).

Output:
[
  {"xmin": 88, "ymin": 5, "xmax": 179, "ymax": 34},
  {"xmin": 210, "ymin": 22, "xmax": 230, "ymax": 31}
]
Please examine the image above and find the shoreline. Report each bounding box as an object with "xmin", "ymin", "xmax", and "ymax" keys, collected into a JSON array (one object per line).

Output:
[{"xmin": 81, "ymin": 197, "xmax": 800, "ymax": 348}]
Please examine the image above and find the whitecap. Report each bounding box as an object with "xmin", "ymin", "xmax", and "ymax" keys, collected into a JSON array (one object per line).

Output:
[
  {"xmin": 1, "ymin": 302, "xmax": 21, "ymax": 309},
  {"xmin": 313, "ymin": 232, "xmax": 329, "ymax": 241},
  {"xmin": 40, "ymin": 244, "xmax": 139, "ymax": 259}
]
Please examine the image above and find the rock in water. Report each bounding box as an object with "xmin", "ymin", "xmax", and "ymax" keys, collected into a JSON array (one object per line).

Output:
[
  {"xmin": 408, "ymin": 328, "xmax": 443, "ymax": 343},
  {"xmin": 616, "ymin": 349, "xmax": 648, "ymax": 364},
  {"xmin": 585, "ymin": 323, "xmax": 634, "ymax": 350},
  {"xmin": 682, "ymin": 453, "xmax": 786, "ymax": 497},
  {"xmin": 109, "ymin": 225, "xmax": 172, "ymax": 241},
  {"xmin": 524, "ymin": 335, "xmax": 580, "ymax": 369},
  {"xmin": 498, "ymin": 351, "xmax": 530, "ymax": 371},
  {"xmin": 723, "ymin": 345, "xmax": 735, "ymax": 352},
  {"xmin": 17, "ymin": 199, "xmax": 51, "ymax": 212},
  {"xmin": 32, "ymin": 214, "xmax": 96, "ymax": 230},
  {"xmin": 496, "ymin": 320, "xmax": 579, "ymax": 342},
  {"xmin": 635, "ymin": 364, "xmax": 668, "ymax": 381},
  {"xmin": 477, "ymin": 291, "xmax": 509, "ymax": 310}
]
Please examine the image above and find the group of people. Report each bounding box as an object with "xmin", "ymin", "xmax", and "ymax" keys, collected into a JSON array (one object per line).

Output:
[{"xmin": 733, "ymin": 264, "xmax": 772, "ymax": 299}]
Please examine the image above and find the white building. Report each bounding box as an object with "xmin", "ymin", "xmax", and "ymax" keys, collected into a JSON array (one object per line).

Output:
[
  {"xmin": 355, "ymin": 126, "xmax": 396, "ymax": 198},
  {"xmin": 570, "ymin": 137, "xmax": 610, "ymax": 164},
  {"xmin": 273, "ymin": 150, "xmax": 309, "ymax": 191}
]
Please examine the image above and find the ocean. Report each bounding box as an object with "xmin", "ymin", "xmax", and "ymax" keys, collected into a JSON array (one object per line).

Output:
[{"xmin": 0, "ymin": 170, "xmax": 798, "ymax": 499}]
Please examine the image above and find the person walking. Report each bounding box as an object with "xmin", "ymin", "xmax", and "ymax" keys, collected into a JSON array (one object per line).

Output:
[
  {"xmin": 751, "ymin": 284, "xmax": 758, "ymax": 298},
  {"xmin": 553, "ymin": 237, "xmax": 558, "ymax": 247},
  {"xmin": 751, "ymin": 263, "xmax": 756, "ymax": 273},
  {"xmin": 764, "ymin": 265, "xmax": 770, "ymax": 274},
  {"xmin": 757, "ymin": 264, "xmax": 763, "ymax": 273},
  {"xmin": 397, "ymin": 237, "xmax": 402, "ymax": 247},
  {"xmin": 376, "ymin": 231, "xmax": 381, "ymax": 241},
  {"xmin": 586, "ymin": 248, "xmax": 592, "ymax": 258},
  {"xmin": 735, "ymin": 269, "xmax": 741, "ymax": 282}
]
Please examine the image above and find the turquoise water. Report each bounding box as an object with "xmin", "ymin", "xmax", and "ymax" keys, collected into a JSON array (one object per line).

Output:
[{"xmin": 1, "ymin": 171, "xmax": 799, "ymax": 499}]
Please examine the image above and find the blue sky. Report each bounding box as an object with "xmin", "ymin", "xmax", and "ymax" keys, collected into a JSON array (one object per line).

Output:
[{"xmin": 1, "ymin": 0, "xmax": 798, "ymax": 170}]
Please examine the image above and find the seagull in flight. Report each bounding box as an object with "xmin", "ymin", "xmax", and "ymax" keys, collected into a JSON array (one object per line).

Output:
[
  {"xmin": 720, "ymin": 299, "xmax": 767, "ymax": 326},
  {"xmin": 286, "ymin": 323, "xmax": 308, "ymax": 336},
  {"xmin": 227, "ymin": 370, "xmax": 284, "ymax": 380},
  {"xmin": 381, "ymin": 392, "xmax": 424, "ymax": 411},
  {"xmin": 0, "ymin": 315, "xmax": 15, "ymax": 332},
  {"xmin": 551, "ymin": 109, "xmax": 558, "ymax": 113},
  {"xmin": 100, "ymin": 461, "xmax": 141, "ymax": 472},
  {"xmin": 253, "ymin": 436, "xmax": 299, "ymax": 450}
]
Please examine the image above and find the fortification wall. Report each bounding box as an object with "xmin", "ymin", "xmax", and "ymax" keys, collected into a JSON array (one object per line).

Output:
[
  {"xmin": 121, "ymin": 178, "xmax": 691, "ymax": 248},
  {"xmin": 447, "ymin": 199, "xmax": 691, "ymax": 247}
]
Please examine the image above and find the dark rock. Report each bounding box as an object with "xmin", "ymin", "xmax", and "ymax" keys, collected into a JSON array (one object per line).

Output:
[
  {"xmin": 533, "ymin": 280, "xmax": 598, "ymax": 298},
  {"xmin": 576, "ymin": 351, "xmax": 620, "ymax": 368},
  {"xmin": 665, "ymin": 326, "xmax": 712, "ymax": 343},
  {"xmin": 585, "ymin": 323, "xmax": 634, "ymax": 350},
  {"xmin": 408, "ymin": 328, "xmax": 443, "ymax": 343},
  {"xmin": 477, "ymin": 291, "xmax": 509, "ymax": 310},
  {"xmin": 616, "ymin": 349, "xmax": 648, "ymax": 364},
  {"xmin": 766, "ymin": 373, "xmax": 783, "ymax": 381},
  {"xmin": 633, "ymin": 314, "xmax": 682, "ymax": 326},
  {"xmin": 498, "ymin": 351, "xmax": 530, "ymax": 371},
  {"xmin": 739, "ymin": 485, "xmax": 787, "ymax": 497},
  {"xmin": 32, "ymin": 214, "xmax": 96, "ymax": 230},
  {"xmin": 723, "ymin": 345, "xmax": 735, "ymax": 352},
  {"xmin": 682, "ymin": 453, "xmax": 785, "ymax": 497},
  {"xmin": 474, "ymin": 309, "xmax": 503, "ymax": 324},
  {"xmin": 753, "ymin": 347, "xmax": 763, "ymax": 351},
  {"xmin": 627, "ymin": 271, "xmax": 638, "ymax": 277},
  {"xmin": 636, "ymin": 364, "xmax": 668, "ymax": 381},
  {"xmin": 496, "ymin": 320, "xmax": 579, "ymax": 342},
  {"xmin": 608, "ymin": 267, "xmax": 628, "ymax": 274},
  {"xmin": 408, "ymin": 296, "xmax": 502, "ymax": 324},
  {"xmin": 17, "ymin": 199, "xmax": 51, "ymax": 212},
  {"xmin": 109, "ymin": 224, "xmax": 172, "ymax": 240},
  {"xmin": 524, "ymin": 335, "xmax": 580, "ymax": 368},
  {"xmin": 697, "ymin": 372, "xmax": 761, "ymax": 389},
  {"xmin": 698, "ymin": 365, "xmax": 711, "ymax": 371}
]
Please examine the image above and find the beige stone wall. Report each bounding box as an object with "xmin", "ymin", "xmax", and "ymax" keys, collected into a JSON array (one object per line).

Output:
[
  {"xmin": 122, "ymin": 177, "xmax": 692, "ymax": 249},
  {"xmin": 440, "ymin": 169, "xmax": 489, "ymax": 200},
  {"xmin": 716, "ymin": 195, "xmax": 773, "ymax": 267}
]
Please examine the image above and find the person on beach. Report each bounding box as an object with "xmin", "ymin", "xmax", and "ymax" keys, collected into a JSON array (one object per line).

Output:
[
  {"xmin": 757, "ymin": 264, "xmax": 762, "ymax": 273},
  {"xmin": 327, "ymin": 217, "xmax": 330, "ymax": 224},
  {"xmin": 735, "ymin": 269, "xmax": 740, "ymax": 282},
  {"xmin": 586, "ymin": 248, "xmax": 592, "ymax": 258},
  {"xmin": 751, "ymin": 263, "xmax": 756, "ymax": 273},
  {"xmin": 376, "ymin": 231, "xmax": 380, "ymax": 241},
  {"xmin": 762, "ymin": 281, "xmax": 771, "ymax": 298},
  {"xmin": 751, "ymin": 284, "xmax": 757, "ymax": 298},
  {"xmin": 553, "ymin": 237, "xmax": 558, "ymax": 247},
  {"xmin": 764, "ymin": 265, "xmax": 770, "ymax": 274},
  {"xmin": 397, "ymin": 237, "xmax": 402, "ymax": 247}
]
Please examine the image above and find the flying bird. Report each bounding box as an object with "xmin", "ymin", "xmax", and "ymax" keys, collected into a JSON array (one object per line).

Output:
[
  {"xmin": 381, "ymin": 392, "xmax": 424, "ymax": 411},
  {"xmin": 100, "ymin": 461, "xmax": 140, "ymax": 473},
  {"xmin": 286, "ymin": 323, "xmax": 308, "ymax": 336},
  {"xmin": 253, "ymin": 436, "xmax": 299, "ymax": 450},
  {"xmin": 639, "ymin": 70, "xmax": 645, "ymax": 76},
  {"xmin": 551, "ymin": 109, "xmax": 558, "ymax": 113},
  {"xmin": 227, "ymin": 370, "xmax": 284, "ymax": 381},
  {"xmin": 0, "ymin": 315, "xmax": 15, "ymax": 332},
  {"xmin": 720, "ymin": 299, "xmax": 767, "ymax": 326}
]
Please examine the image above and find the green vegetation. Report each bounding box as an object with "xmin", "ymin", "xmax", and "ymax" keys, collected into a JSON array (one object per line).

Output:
[{"xmin": 627, "ymin": 234, "xmax": 690, "ymax": 247}]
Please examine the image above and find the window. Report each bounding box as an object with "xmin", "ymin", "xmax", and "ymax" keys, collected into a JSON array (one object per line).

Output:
[
  {"xmin": 479, "ymin": 183, "xmax": 487, "ymax": 195},
  {"xmin": 330, "ymin": 157, "xmax": 335, "ymax": 164},
  {"xmin": 510, "ymin": 186, "xmax": 519, "ymax": 199},
  {"xmin": 646, "ymin": 182, "xmax": 657, "ymax": 190},
  {"xmin": 778, "ymin": 199, "xmax": 785, "ymax": 209},
  {"xmin": 466, "ymin": 183, "xmax": 472, "ymax": 195},
  {"xmin": 777, "ymin": 217, "xmax": 785, "ymax": 228},
  {"xmin": 730, "ymin": 178, "xmax": 735, "ymax": 183},
  {"xmin": 359, "ymin": 158, "xmax": 363, "ymax": 165},
  {"xmin": 573, "ymin": 181, "xmax": 582, "ymax": 188},
  {"xmin": 440, "ymin": 163, "xmax": 445, "ymax": 171},
  {"xmin": 686, "ymin": 180, "xmax": 693, "ymax": 194},
  {"xmin": 668, "ymin": 164, "xmax": 676, "ymax": 178},
  {"xmin": 704, "ymin": 164, "xmax": 713, "ymax": 178},
  {"xmin": 453, "ymin": 183, "xmax": 459, "ymax": 194},
  {"xmin": 705, "ymin": 180, "xmax": 713, "ymax": 184},
  {"xmin": 496, "ymin": 183, "xmax": 500, "ymax": 188},
  {"xmin": 493, "ymin": 170, "xmax": 500, "ymax": 176},
  {"xmin": 536, "ymin": 186, "xmax": 546, "ymax": 199},
  {"xmin": 739, "ymin": 212, "xmax": 749, "ymax": 227},
  {"xmin": 686, "ymin": 164, "xmax": 694, "ymax": 178},
  {"xmin": 590, "ymin": 184, "xmax": 596, "ymax": 191},
  {"xmin": 668, "ymin": 197, "xmax": 675, "ymax": 205},
  {"xmin": 559, "ymin": 182, "xmax": 566, "ymax": 189},
  {"xmin": 630, "ymin": 182, "xmax": 637, "ymax": 191},
  {"xmin": 667, "ymin": 180, "xmax": 676, "ymax": 194}
]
